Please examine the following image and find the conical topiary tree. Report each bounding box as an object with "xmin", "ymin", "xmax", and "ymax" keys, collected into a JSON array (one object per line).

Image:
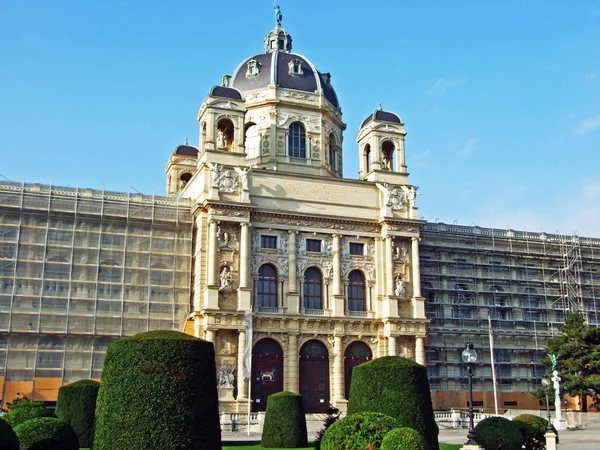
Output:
[
  {"xmin": 261, "ymin": 391, "xmax": 308, "ymax": 448},
  {"xmin": 347, "ymin": 356, "xmax": 438, "ymax": 450},
  {"xmin": 93, "ymin": 330, "xmax": 221, "ymax": 450},
  {"xmin": 56, "ymin": 379, "xmax": 100, "ymax": 449}
]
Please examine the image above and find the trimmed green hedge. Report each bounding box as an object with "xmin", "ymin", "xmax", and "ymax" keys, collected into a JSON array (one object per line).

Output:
[
  {"xmin": 513, "ymin": 414, "xmax": 552, "ymax": 450},
  {"xmin": 474, "ymin": 416, "xmax": 523, "ymax": 450},
  {"xmin": 321, "ymin": 411, "xmax": 399, "ymax": 450},
  {"xmin": 380, "ymin": 427, "xmax": 426, "ymax": 450},
  {"xmin": 56, "ymin": 379, "xmax": 100, "ymax": 449},
  {"xmin": 347, "ymin": 356, "xmax": 438, "ymax": 450},
  {"xmin": 93, "ymin": 330, "xmax": 221, "ymax": 450},
  {"xmin": 0, "ymin": 417, "xmax": 20, "ymax": 450},
  {"xmin": 14, "ymin": 417, "xmax": 79, "ymax": 450},
  {"xmin": 261, "ymin": 391, "xmax": 308, "ymax": 448},
  {"xmin": 2, "ymin": 401, "xmax": 56, "ymax": 428}
]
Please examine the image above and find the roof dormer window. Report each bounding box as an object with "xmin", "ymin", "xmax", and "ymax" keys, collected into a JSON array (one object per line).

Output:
[
  {"xmin": 246, "ymin": 59, "xmax": 261, "ymax": 78},
  {"xmin": 288, "ymin": 59, "xmax": 304, "ymax": 77}
]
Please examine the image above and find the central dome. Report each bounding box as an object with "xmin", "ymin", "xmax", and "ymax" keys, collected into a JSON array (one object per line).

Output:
[{"xmin": 229, "ymin": 25, "xmax": 340, "ymax": 109}]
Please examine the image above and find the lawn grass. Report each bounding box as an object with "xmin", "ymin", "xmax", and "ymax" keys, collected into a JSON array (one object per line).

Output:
[{"xmin": 439, "ymin": 444, "xmax": 462, "ymax": 450}]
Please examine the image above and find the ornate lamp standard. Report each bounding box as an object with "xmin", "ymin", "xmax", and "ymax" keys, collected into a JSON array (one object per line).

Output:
[
  {"xmin": 461, "ymin": 342, "xmax": 479, "ymax": 447},
  {"xmin": 541, "ymin": 377, "xmax": 553, "ymax": 431}
]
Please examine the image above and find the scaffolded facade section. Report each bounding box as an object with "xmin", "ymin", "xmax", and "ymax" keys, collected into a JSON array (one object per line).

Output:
[
  {"xmin": 0, "ymin": 183, "xmax": 193, "ymax": 403},
  {"xmin": 420, "ymin": 223, "xmax": 600, "ymax": 409}
]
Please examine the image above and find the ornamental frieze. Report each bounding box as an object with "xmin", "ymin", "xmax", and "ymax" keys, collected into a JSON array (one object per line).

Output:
[{"xmin": 251, "ymin": 213, "xmax": 380, "ymax": 233}]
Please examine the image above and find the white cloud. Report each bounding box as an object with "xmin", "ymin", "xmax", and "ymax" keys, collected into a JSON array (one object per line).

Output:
[
  {"xmin": 425, "ymin": 76, "xmax": 466, "ymax": 96},
  {"xmin": 575, "ymin": 116, "xmax": 600, "ymax": 134},
  {"xmin": 455, "ymin": 138, "xmax": 478, "ymax": 157}
]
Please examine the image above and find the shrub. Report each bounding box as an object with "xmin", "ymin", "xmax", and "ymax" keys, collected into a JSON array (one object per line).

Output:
[
  {"xmin": 347, "ymin": 356, "xmax": 439, "ymax": 450},
  {"xmin": 2, "ymin": 394, "xmax": 31, "ymax": 412},
  {"xmin": 55, "ymin": 379, "xmax": 100, "ymax": 449},
  {"xmin": 261, "ymin": 391, "xmax": 308, "ymax": 448},
  {"xmin": 513, "ymin": 414, "xmax": 554, "ymax": 450},
  {"xmin": 380, "ymin": 427, "xmax": 426, "ymax": 450},
  {"xmin": 474, "ymin": 416, "xmax": 524, "ymax": 450},
  {"xmin": 93, "ymin": 330, "xmax": 221, "ymax": 450},
  {"xmin": 321, "ymin": 411, "xmax": 399, "ymax": 450},
  {"xmin": 314, "ymin": 405, "xmax": 341, "ymax": 450},
  {"xmin": 13, "ymin": 417, "xmax": 79, "ymax": 450},
  {"xmin": 2, "ymin": 401, "xmax": 56, "ymax": 428},
  {"xmin": 0, "ymin": 417, "xmax": 20, "ymax": 450}
]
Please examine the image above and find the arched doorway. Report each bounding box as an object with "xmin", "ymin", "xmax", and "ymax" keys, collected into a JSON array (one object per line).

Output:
[
  {"xmin": 251, "ymin": 338, "xmax": 283, "ymax": 412},
  {"xmin": 299, "ymin": 340, "xmax": 329, "ymax": 413},
  {"xmin": 344, "ymin": 341, "xmax": 372, "ymax": 400}
]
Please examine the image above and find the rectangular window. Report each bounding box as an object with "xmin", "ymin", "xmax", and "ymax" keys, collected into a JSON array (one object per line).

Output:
[
  {"xmin": 306, "ymin": 239, "xmax": 321, "ymax": 253},
  {"xmin": 260, "ymin": 235, "xmax": 277, "ymax": 249},
  {"xmin": 349, "ymin": 243, "xmax": 364, "ymax": 256}
]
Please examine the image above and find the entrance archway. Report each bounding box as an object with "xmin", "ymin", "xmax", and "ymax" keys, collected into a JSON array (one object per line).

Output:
[
  {"xmin": 344, "ymin": 341, "xmax": 372, "ymax": 400},
  {"xmin": 251, "ymin": 338, "xmax": 283, "ymax": 412},
  {"xmin": 299, "ymin": 339, "xmax": 330, "ymax": 413}
]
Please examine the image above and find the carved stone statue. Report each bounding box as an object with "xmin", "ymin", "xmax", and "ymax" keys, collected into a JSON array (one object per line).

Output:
[
  {"xmin": 219, "ymin": 266, "xmax": 233, "ymax": 291},
  {"xmin": 401, "ymin": 185, "xmax": 417, "ymax": 208},
  {"xmin": 209, "ymin": 163, "xmax": 223, "ymax": 188},
  {"xmin": 394, "ymin": 274, "xmax": 406, "ymax": 299},
  {"xmin": 234, "ymin": 167, "xmax": 249, "ymax": 190},
  {"xmin": 217, "ymin": 129, "xmax": 228, "ymax": 150},
  {"xmin": 217, "ymin": 362, "xmax": 235, "ymax": 387}
]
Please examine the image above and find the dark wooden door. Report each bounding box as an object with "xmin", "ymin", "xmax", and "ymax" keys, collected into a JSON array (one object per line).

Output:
[
  {"xmin": 251, "ymin": 339, "xmax": 284, "ymax": 412},
  {"xmin": 299, "ymin": 340, "xmax": 330, "ymax": 413}
]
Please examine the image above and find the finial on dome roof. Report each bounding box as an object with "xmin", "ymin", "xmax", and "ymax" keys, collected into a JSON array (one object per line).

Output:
[
  {"xmin": 378, "ymin": 103, "xmax": 383, "ymax": 111},
  {"xmin": 185, "ymin": 138, "xmax": 188, "ymax": 145},
  {"xmin": 274, "ymin": 1, "xmax": 282, "ymax": 26}
]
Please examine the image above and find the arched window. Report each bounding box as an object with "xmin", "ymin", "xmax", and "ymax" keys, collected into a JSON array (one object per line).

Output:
[
  {"xmin": 303, "ymin": 267, "xmax": 323, "ymax": 310},
  {"xmin": 179, "ymin": 173, "xmax": 192, "ymax": 189},
  {"xmin": 381, "ymin": 141, "xmax": 394, "ymax": 171},
  {"xmin": 347, "ymin": 270, "xmax": 366, "ymax": 311},
  {"xmin": 288, "ymin": 122, "xmax": 306, "ymax": 158},
  {"xmin": 257, "ymin": 264, "xmax": 278, "ymax": 307},
  {"xmin": 364, "ymin": 144, "xmax": 372, "ymax": 173},
  {"xmin": 328, "ymin": 134, "xmax": 336, "ymax": 171},
  {"xmin": 245, "ymin": 123, "xmax": 260, "ymax": 158}
]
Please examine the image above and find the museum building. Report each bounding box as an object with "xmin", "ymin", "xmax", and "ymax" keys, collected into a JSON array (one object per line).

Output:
[{"xmin": 1, "ymin": 16, "xmax": 599, "ymax": 415}]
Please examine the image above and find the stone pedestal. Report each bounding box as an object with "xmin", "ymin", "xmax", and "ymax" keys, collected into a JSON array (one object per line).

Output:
[
  {"xmin": 545, "ymin": 431, "xmax": 558, "ymax": 450},
  {"xmin": 552, "ymin": 418, "xmax": 566, "ymax": 431},
  {"xmin": 219, "ymin": 386, "xmax": 235, "ymax": 402}
]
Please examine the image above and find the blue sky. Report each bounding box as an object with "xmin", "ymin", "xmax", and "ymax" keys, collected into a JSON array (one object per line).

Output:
[{"xmin": 1, "ymin": 1, "xmax": 599, "ymax": 237}]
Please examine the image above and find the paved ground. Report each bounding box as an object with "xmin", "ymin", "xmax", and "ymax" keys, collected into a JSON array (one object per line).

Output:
[{"xmin": 222, "ymin": 411, "xmax": 600, "ymax": 448}]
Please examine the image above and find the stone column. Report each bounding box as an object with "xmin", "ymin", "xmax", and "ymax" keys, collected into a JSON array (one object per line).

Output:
[
  {"xmin": 388, "ymin": 336, "xmax": 397, "ymax": 356},
  {"xmin": 287, "ymin": 334, "xmax": 299, "ymax": 393},
  {"xmin": 415, "ymin": 336, "xmax": 425, "ymax": 365},
  {"xmin": 411, "ymin": 237, "xmax": 421, "ymax": 298},
  {"xmin": 239, "ymin": 223, "xmax": 250, "ymax": 288},
  {"xmin": 288, "ymin": 231, "xmax": 297, "ymax": 291},
  {"xmin": 207, "ymin": 220, "xmax": 218, "ymax": 287},
  {"xmin": 386, "ymin": 236, "xmax": 395, "ymax": 296},
  {"xmin": 333, "ymin": 336, "xmax": 344, "ymax": 401},
  {"xmin": 237, "ymin": 330, "xmax": 248, "ymax": 399},
  {"xmin": 205, "ymin": 329, "xmax": 216, "ymax": 345},
  {"xmin": 332, "ymin": 234, "xmax": 341, "ymax": 296}
]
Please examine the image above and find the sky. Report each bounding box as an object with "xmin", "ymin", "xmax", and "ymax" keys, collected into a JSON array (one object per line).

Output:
[{"xmin": 1, "ymin": 1, "xmax": 599, "ymax": 237}]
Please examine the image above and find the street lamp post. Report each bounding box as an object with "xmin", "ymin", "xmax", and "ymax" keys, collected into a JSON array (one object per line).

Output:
[
  {"xmin": 461, "ymin": 342, "xmax": 479, "ymax": 446},
  {"xmin": 541, "ymin": 377, "xmax": 553, "ymax": 431}
]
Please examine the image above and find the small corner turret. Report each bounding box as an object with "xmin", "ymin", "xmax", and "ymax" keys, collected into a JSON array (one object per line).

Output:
[
  {"xmin": 357, "ymin": 104, "xmax": 408, "ymax": 184},
  {"xmin": 165, "ymin": 139, "xmax": 199, "ymax": 197}
]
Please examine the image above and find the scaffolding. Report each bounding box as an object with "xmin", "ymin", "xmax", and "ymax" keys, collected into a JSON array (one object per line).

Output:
[
  {"xmin": 419, "ymin": 223, "xmax": 600, "ymax": 408},
  {"xmin": 0, "ymin": 182, "xmax": 193, "ymax": 403}
]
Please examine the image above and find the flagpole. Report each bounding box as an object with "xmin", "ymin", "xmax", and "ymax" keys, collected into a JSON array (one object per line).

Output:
[
  {"xmin": 489, "ymin": 314, "xmax": 499, "ymax": 415},
  {"xmin": 244, "ymin": 310, "xmax": 253, "ymax": 436}
]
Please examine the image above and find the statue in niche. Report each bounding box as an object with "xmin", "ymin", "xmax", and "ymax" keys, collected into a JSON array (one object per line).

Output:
[
  {"xmin": 217, "ymin": 129, "xmax": 228, "ymax": 150},
  {"xmin": 394, "ymin": 274, "xmax": 406, "ymax": 299},
  {"xmin": 217, "ymin": 362, "xmax": 235, "ymax": 387},
  {"xmin": 219, "ymin": 266, "xmax": 233, "ymax": 291},
  {"xmin": 394, "ymin": 244, "xmax": 408, "ymax": 263},
  {"xmin": 382, "ymin": 153, "xmax": 391, "ymax": 170}
]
